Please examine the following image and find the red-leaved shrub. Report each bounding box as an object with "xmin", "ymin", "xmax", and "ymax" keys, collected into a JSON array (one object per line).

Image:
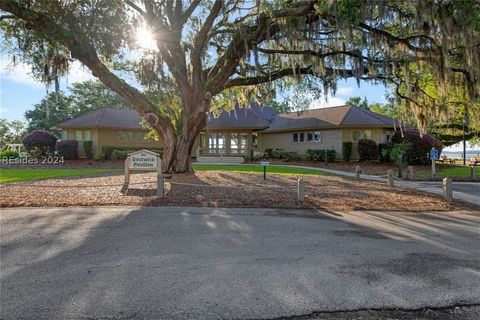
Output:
[
  {"xmin": 391, "ymin": 128, "xmax": 443, "ymax": 164},
  {"xmin": 22, "ymin": 130, "xmax": 57, "ymax": 156}
]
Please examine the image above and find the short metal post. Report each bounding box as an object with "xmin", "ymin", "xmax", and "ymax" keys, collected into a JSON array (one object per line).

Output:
[
  {"xmin": 471, "ymin": 167, "xmax": 478, "ymax": 180},
  {"xmin": 355, "ymin": 165, "xmax": 360, "ymax": 180},
  {"xmin": 297, "ymin": 178, "xmax": 305, "ymax": 201},
  {"xmin": 263, "ymin": 165, "xmax": 266, "ymax": 180},
  {"xmin": 431, "ymin": 160, "xmax": 436, "ymax": 177},
  {"xmin": 443, "ymin": 177, "xmax": 452, "ymax": 202},
  {"xmin": 124, "ymin": 156, "xmax": 130, "ymax": 185},
  {"xmin": 387, "ymin": 169, "xmax": 394, "ymax": 187},
  {"xmin": 407, "ymin": 166, "xmax": 414, "ymax": 180}
]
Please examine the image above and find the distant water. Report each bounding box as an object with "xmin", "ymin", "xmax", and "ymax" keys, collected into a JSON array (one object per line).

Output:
[{"xmin": 443, "ymin": 150, "xmax": 480, "ymax": 159}]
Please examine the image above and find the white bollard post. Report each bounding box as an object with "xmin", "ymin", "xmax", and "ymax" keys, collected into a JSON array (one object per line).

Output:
[
  {"xmin": 297, "ymin": 178, "xmax": 305, "ymax": 201},
  {"xmin": 431, "ymin": 160, "xmax": 436, "ymax": 177},
  {"xmin": 157, "ymin": 173, "xmax": 164, "ymax": 198},
  {"xmin": 387, "ymin": 169, "xmax": 394, "ymax": 187},
  {"xmin": 355, "ymin": 165, "xmax": 360, "ymax": 180},
  {"xmin": 407, "ymin": 166, "xmax": 414, "ymax": 180},
  {"xmin": 443, "ymin": 177, "xmax": 453, "ymax": 202}
]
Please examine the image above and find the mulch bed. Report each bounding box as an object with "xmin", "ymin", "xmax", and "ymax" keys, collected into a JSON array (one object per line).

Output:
[{"xmin": 0, "ymin": 171, "xmax": 475, "ymax": 212}]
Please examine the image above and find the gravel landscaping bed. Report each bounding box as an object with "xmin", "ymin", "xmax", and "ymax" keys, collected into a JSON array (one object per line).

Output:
[{"xmin": 0, "ymin": 171, "xmax": 474, "ymax": 211}]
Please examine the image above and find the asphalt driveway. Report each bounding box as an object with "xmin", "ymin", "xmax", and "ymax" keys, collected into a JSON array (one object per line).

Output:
[
  {"xmin": 414, "ymin": 181, "xmax": 480, "ymax": 197},
  {"xmin": 1, "ymin": 206, "xmax": 479, "ymax": 319}
]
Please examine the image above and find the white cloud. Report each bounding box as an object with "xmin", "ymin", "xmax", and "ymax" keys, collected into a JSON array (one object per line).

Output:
[
  {"xmin": 0, "ymin": 106, "xmax": 8, "ymax": 114},
  {"xmin": 0, "ymin": 56, "xmax": 42, "ymax": 88},
  {"xmin": 0, "ymin": 56, "xmax": 94, "ymax": 88},
  {"xmin": 336, "ymin": 86, "xmax": 354, "ymax": 97},
  {"xmin": 310, "ymin": 95, "xmax": 346, "ymax": 109}
]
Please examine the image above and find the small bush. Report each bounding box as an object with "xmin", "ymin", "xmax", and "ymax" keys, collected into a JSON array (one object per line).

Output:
[
  {"xmin": 83, "ymin": 140, "xmax": 93, "ymax": 160},
  {"xmin": 357, "ymin": 139, "xmax": 378, "ymax": 161},
  {"xmin": 111, "ymin": 149, "xmax": 130, "ymax": 160},
  {"xmin": 342, "ymin": 141, "xmax": 352, "ymax": 162},
  {"xmin": 55, "ymin": 140, "xmax": 79, "ymax": 159},
  {"xmin": 378, "ymin": 143, "xmax": 393, "ymax": 162},
  {"xmin": 282, "ymin": 151, "xmax": 305, "ymax": 161},
  {"xmin": 0, "ymin": 150, "xmax": 19, "ymax": 159},
  {"xmin": 264, "ymin": 148, "xmax": 274, "ymax": 158},
  {"xmin": 389, "ymin": 142, "xmax": 411, "ymax": 164},
  {"xmin": 22, "ymin": 130, "xmax": 57, "ymax": 157},
  {"xmin": 391, "ymin": 129, "xmax": 443, "ymax": 164},
  {"xmin": 306, "ymin": 149, "xmax": 336, "ymax": 162}
]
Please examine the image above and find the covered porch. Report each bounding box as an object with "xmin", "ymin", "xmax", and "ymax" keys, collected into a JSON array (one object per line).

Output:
[{"xmin": 196, "ymin": 130, "xmax": 256, "ymax": 158}]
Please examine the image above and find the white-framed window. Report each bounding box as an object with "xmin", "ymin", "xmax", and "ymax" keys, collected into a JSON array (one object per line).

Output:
[
  {"xmin": 75, "ymin": 130, "xmax": 91, "ymax": 141},
  {"xmin": 61, "ymin": 130, "xmax": 68, "ymax": 140},
  {"xmin": 299, "ymin": 132, "xmax": 305, "ymax": 142},
  {"xmin": 352, "ymin": 130, "xmax": 372, "ymax": 141},
  {"xmin": 293, "ymin": 133, "xmax": 298, "ymax": 142},
  {"xmin": 295, "ymin": 131, "xmax": 321, "ymax": 143}
]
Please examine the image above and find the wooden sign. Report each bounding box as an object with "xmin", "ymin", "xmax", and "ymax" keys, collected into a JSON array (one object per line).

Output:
[{"xmin": 124, "ymin": 149, "xmax": 163, "ymax": 197}]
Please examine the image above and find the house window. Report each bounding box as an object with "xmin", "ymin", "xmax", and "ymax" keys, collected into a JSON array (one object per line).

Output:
[
  {"xmin": 299, "ymin": 132, "xmax": 305, "ymax": 142},
  {"xmin": 352, "ymin": 130, "xmax": 372, "ymax": 141},
  {"xmin": 293, "ymin": 133, "xmax": 298, "ymax": 142},
  {"xmin": 75, "ymin": 130, "xmax": 91, "ymax": 141},
  {"xmin": 61, "ymin": 130, "xmax": 67, "ymax": 140},
  {"xmin": 307, "ymin": 132, "xmax": 321, "ymax": 142}
]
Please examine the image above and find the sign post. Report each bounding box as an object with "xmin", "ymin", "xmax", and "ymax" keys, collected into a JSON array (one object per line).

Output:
[
  {"xmin": 430, "ymin": 147, "xmax": 438, "ymax": 177},
  {"xmin": 260, "ymin": 161, "xmax": 269, "ymax": 180},
  {"xmin": 124, "ymin": 149, "xmax": 163, "ymax": 197}
]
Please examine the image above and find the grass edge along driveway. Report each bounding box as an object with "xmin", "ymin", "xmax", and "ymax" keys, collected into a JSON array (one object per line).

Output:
[
  {"xmin": 191, "ymin": 163, "xmax": 333, "ymax": 175},
  {"xmin": 417, "ymin": 165, "xmax": 480, "ymax": 177},
  {"xmin": 0, "ymin": 168, "xmax": 122, "ymax": 184}
]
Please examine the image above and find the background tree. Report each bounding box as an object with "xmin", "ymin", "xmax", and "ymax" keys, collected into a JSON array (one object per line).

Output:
[
  {"xmin": 1, "ymin": 0, "xmax": 478, "ymax": 172},
  {"xmin": 25, "ymin": 80, "xmax": 131, "ymax": 136},
  {"xmin": 345, "ymin": 96, "xmax": 369, "ymax": 109},
  {"xmin": 0, "ymin": 118, "xmax": 27, "ymax": 147}
]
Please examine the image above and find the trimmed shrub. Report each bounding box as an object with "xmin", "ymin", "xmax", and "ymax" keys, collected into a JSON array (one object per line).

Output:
[
  {"xmin": 22, "ymin": 130, "xmax": 57, "ymax": 157},
  {"xmin": 342, "ymin": 141, "xmax": 352, "ymax": 162},
  {"xmin": 282, "ymin": 151, "xmax": 305, "ymax": 161},
  {"xmin": 357, "ymin": 139, "xmax": 378, "ymax": 161},
  {"xmin": 111, "ymin": 149, "xmax": 130, "ymax": 160},
  {"xmin": 83, "ymin": 140, "xmax": 94, "ymax": 160},
  {"xmin": 55, "ymin": 140, "xmax": 78, "ymax": 159},
  {"xmin": 391, "ymin": 129, "xmax": 443, "ymax": 164},
  {"xmin": 306, "ymin": 149, "xmax": 336, "ymax": 162},
  {"xmin": 101, "ymin": 145, "xmax": 163, "ymax": 160},
  {"xmin": 378, "ymin": 143, "xmax": 393, "ymax": 162},
  {"xmin": 264, "ymin": 148, "xmax": 274, "ymax": 158},
  {"xmin": 0, "ymin": 150, "xmax": 19, "ymax": 159}
]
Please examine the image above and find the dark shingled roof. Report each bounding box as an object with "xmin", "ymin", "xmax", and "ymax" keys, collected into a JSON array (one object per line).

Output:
[
  {"xmin": 55, "ymin": 104, "xmax": 396, "ymax": 132},
  {"xmin": 263, "ymin": 105, "xmax": 396, "ymax": 132},
  {"xmin": 56, "ymin": 108, "xmax": 144, "ymax": 130},
  {"xmin": 206, "ymin": 102, "xmax": 276, "ymax": 130}
]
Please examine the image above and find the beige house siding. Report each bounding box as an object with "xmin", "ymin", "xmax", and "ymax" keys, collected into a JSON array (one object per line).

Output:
[
  {"xmin": 96, "ymin": 129, "xmax": 162, "ymax": 156},
  {"xmin": 258, "ymin": 129, "xmax": 343, "ymax": 158},
  {"xmin": 63, "ymin": 128, "xmax": 162, "ymax": 157},
  {"xmin": 342, "ymin": 128, "xmax": 392, "ymax": 160}
]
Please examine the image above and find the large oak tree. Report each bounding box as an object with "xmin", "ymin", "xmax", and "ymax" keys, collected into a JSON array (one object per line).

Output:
[{"xmin": 1, "ymin": 0, "xmax": 478, "ymax": 172}]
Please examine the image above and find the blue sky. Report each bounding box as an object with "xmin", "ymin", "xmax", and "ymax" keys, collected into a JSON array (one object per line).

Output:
[{"xmin": 0, "ymin": 55, "xmax": 470, "ymax": 152}]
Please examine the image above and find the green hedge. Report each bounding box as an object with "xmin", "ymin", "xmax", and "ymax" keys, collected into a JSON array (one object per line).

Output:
[
  {"xmin": 83, "ymin": 140, "xmax": 94, "ymax": 160},
  {"xmin": 357, "ymin": 139, "xmax": 378, "ymax": 161},
  {"xmin": 101, "ymin": 146, "xmax": 164, "ymax": 160},
  {"xmin": 0, "ymin": 150, "xmax": 19, "ymax": 159},
  {"xmin": 306, "ymin": 149, "xmax": 336, "ymax": 162},
  {"xmin": 342, "ymin": 142, "xmax": 352, "ymax": 162},
  {"xmin": 263, "ymin": 148, "xmax": 305, "ymax": 161},
  {"xmin": 378, "ymin": 143, "xmax": 393, "ymax": 162}
]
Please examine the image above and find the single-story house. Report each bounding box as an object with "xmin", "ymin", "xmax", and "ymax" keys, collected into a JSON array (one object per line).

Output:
[{"xmin": 55, "ymin": 103, "xmax": 397, "ymax": 161}]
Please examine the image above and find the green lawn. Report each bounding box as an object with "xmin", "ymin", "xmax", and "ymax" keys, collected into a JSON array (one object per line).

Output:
[
  {"xmin": 192, "ymin": 163, "xmax": 332, "ymax": 175},
  {"xmin": 418, "ymin": 166, "xmax": 480, "ymax": 177},
  {"xmin": 0, "ymin": 168, "xmax": 121, "ymax": 184}
]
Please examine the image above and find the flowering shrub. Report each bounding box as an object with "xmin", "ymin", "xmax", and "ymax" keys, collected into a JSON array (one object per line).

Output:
[
  {"xmin": 22, "ymin": 130, "xmax": 57, "ymax": 157},
  {"xmin": 391, "ymin": 129, "xmax": 443, "ymax": 164}
]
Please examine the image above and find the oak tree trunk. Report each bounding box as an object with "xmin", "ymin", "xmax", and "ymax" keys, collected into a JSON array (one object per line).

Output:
[{"xmin": 160, "ymin": 100, "xmax": 209, "ymax": 173}]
